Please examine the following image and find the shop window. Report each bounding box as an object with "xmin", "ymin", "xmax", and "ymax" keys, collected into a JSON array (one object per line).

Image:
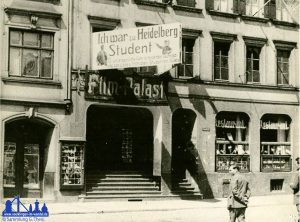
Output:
[
  {"xmin": 264, "ymin": 0, "xmax": 276, "ymax": 19},
  {"xmin": 214, "ymin": 42, "xmax": 229, "ymax": 81},
  {"xmin": 260, "ymin": 114, "xmax": 291, "ymax": 172},
  {"xmin": 246, "ymin": 46, "xmax": 261, "ymax": 83},
  {"xmin": 175, "ymin": 38, "xmax": 194, "ymax": 78},
  {"xmin": 213, "ymin": 0, "xmax": 234, "ymax": 13},
  {"xmin": 3, "ymin": 142, "xmax": 16, "ymax": 187},
  {"xmin": 9, "ymin": 30, "xmax": 54, "ymax": 79},
  {"xmin": 277, "ymin": 50, "xmax": 290, "ymax": 85},
  {"xmin": 215, "ymin": 112, "xmax": 250, "ymax": 172},
  {"xmin": 24, "ymin": 144, "xmax": 40, "ymax": 189}
]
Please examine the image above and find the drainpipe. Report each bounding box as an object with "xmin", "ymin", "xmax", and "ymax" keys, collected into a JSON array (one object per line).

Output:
[{"xmin": 64, "ymin": 0, "xmax": 73, "ymax": 112}]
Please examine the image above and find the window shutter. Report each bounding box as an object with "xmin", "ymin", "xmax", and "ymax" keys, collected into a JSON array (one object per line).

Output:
[{"xmin": 206, "ymin": 0, "xmax": 214, "ymax": 10}]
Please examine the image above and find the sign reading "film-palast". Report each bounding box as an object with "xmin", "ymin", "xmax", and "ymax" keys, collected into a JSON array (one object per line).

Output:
[{"xmin": 92, "ymin": 23, "xmax": 182, "ymax": 70}]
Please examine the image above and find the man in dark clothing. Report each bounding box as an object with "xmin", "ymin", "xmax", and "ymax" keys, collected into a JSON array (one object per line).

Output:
[
  {"xmin": 290, "ymin": 157, "xmax": 299, "ymax": 222},
  {"xmin": 227, "ymin": 164, "xmax": 251, "ymax": 222}
]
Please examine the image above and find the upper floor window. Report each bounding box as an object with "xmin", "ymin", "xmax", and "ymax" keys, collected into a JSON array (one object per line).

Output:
[
  {"xmin": 213, "ymin": 0, "xmax": 234, "ymax": 13},
  {"xmin": 175, "ymin": 38, "xmax": 194, "ymax": 78},
  {"xmin": 246, "ymin": 0, "xmax": 259, "ymax": 16},
  {"xmin": 214, "ymin": 42, "xmax": 229, "ymax": 81},
  {"xmin": 176, "ymin": 0, "xmax": 197, "ymax": 7},
  {"xmin": 264, "ymin": 0, "xmax": 276, "ymax": 19},
  {"xmin": 277, "ymin": 50, "xmax": 290, "ymax": 85},
  {"xmin": 246, "ymin": 46, "xmax": 260, "ymax": 83},
  {"xmin": 276, "ymin": 0, "xmax": 297, "ymax": 23},
  {"xmin": 9, "ymin": 30, "xmax": 54, "ymax": 79}
]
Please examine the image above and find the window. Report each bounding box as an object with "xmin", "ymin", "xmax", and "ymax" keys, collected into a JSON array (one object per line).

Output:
[
  {"xmin": 246, "ymin": 0, "xmax": 259, "ymax": 16},
  {"xmin": 260, "ymin": 114, "xmax": 291, "ymax": 172},
  {"xmin": 264, "ymin": 0, "xmax": 276, "ymax": 19},
  {"xmin": 176, "ymin": 0, "xmax": 196, "ymax": 7},
  {"xmin": 175, "ymin": 38, "xmax": 194, "ymax": 78},
  {"xmin": 9, "ymin": 30, "xmax": 54, "ymax": 79},
  {"xmin": 276, "ymin": 0, "xmax": 297, "ymax": 23},
  {"xmin": 215, "ymin": 112, "xmax": 250, "ymax": 172},
  {"xmin": 246, "ymin": 46, "xmax": 260, "ymax": 83},
  {"xmin": 213, "ymin": 0, "xmax": 233, "ymax": 13},
  {"xmin": 270, "ymin": 179, "xmax": 284, "ymax": 191},
  {"xmin": 214, "ymin": 42, "xmax": 229, "ymax": 80},
  {"xmin": 277, "ymin": 50, "xmax": 290, "ymax": 85}
]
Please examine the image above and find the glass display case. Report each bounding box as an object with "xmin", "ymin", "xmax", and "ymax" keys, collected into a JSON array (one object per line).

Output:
[{"xmin": 60, "ymin": 142, "xmax": 85, "ymax": 189}]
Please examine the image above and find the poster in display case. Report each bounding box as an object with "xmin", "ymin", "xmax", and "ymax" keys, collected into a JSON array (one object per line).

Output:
[{"xmin": 60, "ymin": 141, "xmax": 85, "ymax": 189}]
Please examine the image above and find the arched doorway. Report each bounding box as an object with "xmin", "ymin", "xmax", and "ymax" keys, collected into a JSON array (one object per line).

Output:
[
  {"xmin": 171, "ymin": 108, "xmax": 197, "ymax": 180},
  {"xmin": 86, "ymin": 105, "xmax": 153, "ymax": 173},
  {"xmin": 3, "ymin": 117, "xmax": 54, "ymax": 198}
]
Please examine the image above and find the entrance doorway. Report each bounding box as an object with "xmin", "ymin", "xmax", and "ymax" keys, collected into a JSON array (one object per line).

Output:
[
  {"xmin": 86, "ymin": 106, "xmax": 153, "ymax": 172},
  {"xmin": 3, "ymin": 118, "xmax": 53, "ymax": 198},
  {"xmin": 172, "ymin": 109, "xmax": 197, "ymax": 180}
]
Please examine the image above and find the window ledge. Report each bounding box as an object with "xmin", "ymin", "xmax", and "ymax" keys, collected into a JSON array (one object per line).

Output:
[
  {"xmin": 173, "ymin": 5, "xmax": 202, "ymax": 14},
  {"xmin": 2, "ymin": 76, "xmax": 62, "ymax": 88},
  {"xmin": 135, "ymin": 0, "xmax": 168, "ymax": 8},
  {"xmin": 206, "ymin": 9, "xmax": 239, "ymax": 19},
  {"xmin": 241, "ymin": 15, "xmax": 269, "ymax": 23},
  {"xmin": 272, "ymin": 19, "xmax": 299, "ymax": 28}
]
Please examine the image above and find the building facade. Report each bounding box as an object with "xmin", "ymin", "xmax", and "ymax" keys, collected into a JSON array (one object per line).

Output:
[{"xmin": 0, "ymin": 0, "xmax": 299, "ymax": 201}]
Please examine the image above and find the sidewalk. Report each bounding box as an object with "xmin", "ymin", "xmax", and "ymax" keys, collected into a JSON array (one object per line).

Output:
[{"xmin": 46, "ymin": 194, "xmax": 294, "ymax": 215}]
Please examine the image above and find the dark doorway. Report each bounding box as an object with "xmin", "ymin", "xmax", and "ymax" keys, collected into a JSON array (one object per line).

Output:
[
  {"xmin": 3, "ymin": 118, "xmax": 53, "ymax": 198},
  {"xmin": 172, "ymin": 109, "xmax": 197, "ymax": 180},
  {"xmin": 86, "ymin": 106, "xmax": 153, "ymax": 173}
]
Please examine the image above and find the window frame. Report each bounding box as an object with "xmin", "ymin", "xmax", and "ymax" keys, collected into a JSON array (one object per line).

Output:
[
  {"xmin": 246, "ymin": 46, "xmax": 261, "ymax": 83},
  {"xmin": 213, "ymin": 42, "xmax": 230, "ymax": 81},
  {"xmin": 8, "ymin": 29, "xmax": 54, "ymax": 80},
  {"xmin": 277, "ymin": 49, "xmax": 290, "ymax": 85}
]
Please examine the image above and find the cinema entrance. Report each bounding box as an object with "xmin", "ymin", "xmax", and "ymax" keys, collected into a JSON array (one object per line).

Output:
[{"xmin": 86, "ymin": 105, "xmax": 154, "ymax": 173}]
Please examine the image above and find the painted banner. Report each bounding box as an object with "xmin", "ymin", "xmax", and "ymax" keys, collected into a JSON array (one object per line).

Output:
[{"xmin": 92, "ymin": 23, "xmax": 182, "ymax": 70}]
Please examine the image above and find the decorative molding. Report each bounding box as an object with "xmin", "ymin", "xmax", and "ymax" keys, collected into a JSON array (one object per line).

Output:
[
  {"xmin": 241, "ymin": 15, "xmax": 269, "ymax": 23},
  {"xmin": 206, "ymin": 10, "xmax": 239, "ymax": 19},
  {"xmin": 134, "ymin": 0, "xmax": 168, "ymax": 8},
  {"xmin": 87, "ymin": 15, "xmax": 120, "ymax": 29},
  {"xmin": 172, "ymin": 4, "xmax": 202, "ymax": 14},
  {"xmin": 182, "ymin": 28, "xmax": 202, "ymax": 39},
  {"xmin": 272, "ymin": 19, "xmax": 299, "ymax": 28},
  {"xmin": 242, "ymin": 36, "xmax": 268, "ymax": 47},
  {"xmin": 2, "ymin": 77, "xmax": 62, "ymax": 88},
  {"xmin": 210, "ymin": 31, "xmax": 237, "ymax": 42},
  {"xmin": 167, "ymin": 92, "xmax": 299, "ymax": 106},
  {"xmin": 273, "ymin": 40, "xmax": 297, "ymax": 51},
  {"xmin": 0, "ymin": 98, "xmax": 69, "ymax": 108},
  {"xmin": 135, "ymin": 22, "xmax": 156, "ymax": 27},
  {"xmin": 4, "ymin": 7, "xmax": 62, "ymax": 19}
]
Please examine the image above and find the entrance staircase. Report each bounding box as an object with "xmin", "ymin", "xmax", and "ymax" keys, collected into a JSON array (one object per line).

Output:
[
  {"xmin": 80, "ymin": 171, "xmax": 161, "ymax": 200},
  {"xmin": 171, "ymin": 178, "xmax": 202, "ymax": 199}
]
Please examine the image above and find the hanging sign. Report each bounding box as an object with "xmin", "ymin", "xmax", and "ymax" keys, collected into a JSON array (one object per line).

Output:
[{"xmin": 92, "ymin": 23, "xmax": 182, "ymax": 70}]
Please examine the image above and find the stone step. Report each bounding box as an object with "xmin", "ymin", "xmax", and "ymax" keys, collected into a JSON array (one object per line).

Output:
[
  {"xmin": 87, "ymin": 181, "xmax": 157, "ymax": 186},
  {"xmin": 88, "ymin": 186, "xmax": 160, "ymax": 191},
  {"xmin": 86, "ymin": 190, "xmax": 161, "ymax": 195}
]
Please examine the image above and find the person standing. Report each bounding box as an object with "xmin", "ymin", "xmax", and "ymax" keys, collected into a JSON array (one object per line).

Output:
[
  {"xmin": 290, "ymin": 157, "xmax": 299, "ymax": 222},
  {"xmin": 227, "ymin": 164, "xmax": 251, "ymax": 222}
]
